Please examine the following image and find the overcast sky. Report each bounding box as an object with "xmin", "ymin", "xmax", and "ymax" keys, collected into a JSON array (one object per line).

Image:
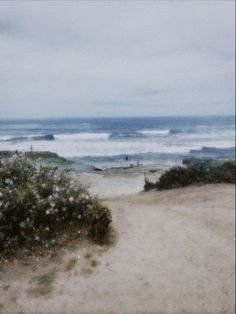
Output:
[{"xmin": 0, "ymin": 1, "xmax": 235, "ymax": 118}]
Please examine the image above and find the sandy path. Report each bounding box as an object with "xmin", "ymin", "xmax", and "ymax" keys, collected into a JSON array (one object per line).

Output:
[{"xmin": 0, "ymin": 184, "xmax": 235, "ymax": 313}]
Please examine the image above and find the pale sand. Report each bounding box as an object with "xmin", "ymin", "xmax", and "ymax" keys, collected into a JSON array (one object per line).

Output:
[
  {"xmin": 0, "ymin": 172, "xmax": 235, "ymax": 313},
  {"xmin": 73, "ymin": 163, "xmax": 169, "ymax": 198}
]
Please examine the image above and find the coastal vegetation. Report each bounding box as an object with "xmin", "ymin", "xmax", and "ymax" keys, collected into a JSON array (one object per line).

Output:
[
  {"xmin": 144, "ymin": 159, "xmax": 235, "ymax": 191},
  {"xmin": 0, "ymin": 153, "xmax": 111, "ymax": 257},
  {"xmin": 0, "ymin": 150, "xmax": 73, "ymax": 166}
]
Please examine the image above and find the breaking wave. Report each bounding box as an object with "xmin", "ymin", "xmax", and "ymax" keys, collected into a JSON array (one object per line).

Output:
[{"xmin": 1, "ymin": 134, "xmax": 55, "ymax": 143}]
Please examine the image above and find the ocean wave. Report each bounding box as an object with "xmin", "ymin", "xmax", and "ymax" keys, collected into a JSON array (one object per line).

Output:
[
  {"xmin": 190, "ymin": 146, "xmax": 235, "ymax": 158},
  {"xmin": 109, "ymin": 132, "xmax": 144, "ymax": 139},
  {"xmin": 0, "ymin": 137, "xmax": 191, "ymax": 157},
  {"xmin": 55, "ymin": 133, "xmax": 110, "ymax": 141},
  {"xmin": 169, "ymin": 128, "xmax": 183, "ymax": 134},
  {"xmin": 1, "ymin": 134, "xmax": 55, "ymax": 143},
  {"xmin": 138, "ymin": 129, "xmax": 170, "ymax": 136},
  {"xmin": 191, "ymin": 146, "xmax": 235, "ymax": 153},
  {"xmin": 0, "ymin": 136, "xmax": 235, "ymax": 161}
]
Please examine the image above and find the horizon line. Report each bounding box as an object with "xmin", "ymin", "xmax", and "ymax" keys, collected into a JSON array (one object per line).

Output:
[{"xmin": 0, "ymin": 114, "xmax": 235, "ymax": 121}]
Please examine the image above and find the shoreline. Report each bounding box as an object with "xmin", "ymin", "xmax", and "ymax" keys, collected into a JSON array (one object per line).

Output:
[{"xmin": 1, "ymin": 150, "xmax": 235, "ymax": 198}]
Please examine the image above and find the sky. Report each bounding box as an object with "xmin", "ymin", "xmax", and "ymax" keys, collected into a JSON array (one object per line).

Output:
[{"xmin": 0, "ymin": 1, "xmax": 235, "ymax": 119}]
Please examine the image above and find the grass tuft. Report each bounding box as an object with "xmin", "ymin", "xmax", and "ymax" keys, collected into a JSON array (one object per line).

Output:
[
  {"xmin": 84, "ymin": 252, "xmax": 92, "ymax": 259},
  {"xmin": 28, "ymin": 271, "xmax": 56, "ymax": 297},
  {"xmin": 90, "ymin": 259, "xmax": 98, "ymax": 267},
  {"xmin": 65, "ymin": 257, "xmax": 77, "ymax": 271}
]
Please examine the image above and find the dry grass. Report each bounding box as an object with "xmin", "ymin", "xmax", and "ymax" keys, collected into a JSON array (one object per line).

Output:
[
  {"xmin": 28, "ymin": 271, "xmax": 56, "ymax": 297},
  {"xmin": 90, "ymin": 259, "xmax": 99, "ymax": 267},
  {"xmin": 81, "ymin": 267, "xmax": 93, "ymax": 276},
  {"xmin": 65, "ymin": 257, "xmax": 77, "ymax": 271},
  {"xmin": 84, "ymin": 252, "xmax": 93, "ymax": 259}
]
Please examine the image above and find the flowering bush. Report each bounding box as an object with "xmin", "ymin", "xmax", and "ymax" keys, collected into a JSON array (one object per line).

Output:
[{"xmin": 0, "ymin": 154, "xmax": 111, "ymax": 252}]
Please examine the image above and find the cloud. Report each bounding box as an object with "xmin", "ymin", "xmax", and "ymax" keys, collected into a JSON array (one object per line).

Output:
[{"xmin": 0, "ymin": 1, "xmax": 234, "ymax": 118}]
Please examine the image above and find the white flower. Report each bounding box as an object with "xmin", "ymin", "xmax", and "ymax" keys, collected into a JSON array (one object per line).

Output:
[
  {"xmin": 35, "ymin": 236, "xmax": 40, "ymax": 241},
  {"xmin": 69, "ymin": 196, "xmax": 74, "ymax": 202},
  {"xmin": 19, "ymin": 222, "xmax": 26, "ymax": 229},
  {"xmin": 55, "ymin": 186, "xmax": 60, "ymax": 192},
  {"xmin": 62, "ymin": 207, "xmax": 66, "ymax": 212},
  {"xmin": 46, "ymin": 210, "xmax": 50, "ymax": 215},
  {"xmin": 4, "ymin": 202, "xmax": 9, "ymax": 209}
]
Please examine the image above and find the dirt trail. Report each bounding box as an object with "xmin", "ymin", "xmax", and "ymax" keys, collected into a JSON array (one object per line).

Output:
[{"xmin": 0, "ymin": 184, "xmax": 235, "ymax": 313}]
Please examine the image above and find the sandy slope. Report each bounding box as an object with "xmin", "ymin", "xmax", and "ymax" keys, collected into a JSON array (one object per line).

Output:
[{"xmin": 0, "ymin": 183, "xmax": 235, "ymax": 313}]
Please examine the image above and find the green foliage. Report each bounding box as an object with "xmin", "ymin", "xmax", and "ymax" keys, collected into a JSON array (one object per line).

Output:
[
  {"xmin": 204, "ymin": 161, "xmax": 235, "ymax": 184},
  {"xmin": 0, "ymin": 154, "xmax": 111, "ymax": 253},
  {"xmin": 86, "ymin": 202, "xmax": 112, "ymax": 240},
  {"xmin": 144, "ymin": 160, "xmax": 235, "ymax": 191},
  {"xmin": 0, "ymin": 150, "xmax": 73, "ymax": 165},
  {"xmin": 144, "ymin": 176, "xmax": 158, "ymax": 191}
]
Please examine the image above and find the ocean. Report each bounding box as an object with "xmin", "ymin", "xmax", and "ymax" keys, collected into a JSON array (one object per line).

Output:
[{"xmin": 0, "ymin": 116, "xmax": 235, "ymax": 169}]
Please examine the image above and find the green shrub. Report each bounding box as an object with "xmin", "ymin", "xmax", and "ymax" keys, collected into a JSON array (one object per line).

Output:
[
  {"xmin": 206, "ymin": 161, "xmax": 235, "ymax": 184},
  {"xmin": 144, "ymin": 159, "xmax": 235, "ymax": 191},
  {"xmin": 144, "ymin": 176, "xmax": 158, "ymax": 191},
  {"xmin": 0, "ymin": 154, "xmax": 111, "ymax": 253},
  {"xmin": 156, "ymin": 166, "xmax": 203, "ymax": 190},
  {"xmin": 86, "ymin": 202, "xmax": 112, "ymax": 240}
]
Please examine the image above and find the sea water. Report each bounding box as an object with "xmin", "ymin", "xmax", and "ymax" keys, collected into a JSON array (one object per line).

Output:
[{"xmin": 0, "ymin": 116, "xmax": 235, "ymax": 169}]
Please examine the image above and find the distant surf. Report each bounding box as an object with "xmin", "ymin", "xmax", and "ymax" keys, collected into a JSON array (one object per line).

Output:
[
  {"xmin": 1, "ymin": 134, "xmax": 55, "ymax": 143},
  {"xmin": 138, "ymin": 129, "xmax": 170, "ymax": 136},
  {"xmin": 0, "ymin": 116, "xmax": 235, "ymax": 167}
]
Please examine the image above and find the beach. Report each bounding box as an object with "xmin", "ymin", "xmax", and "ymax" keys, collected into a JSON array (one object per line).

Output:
[
  {"xmin": 0, "ymin": 167, "xmax": 235, "ymax": 313},
  {"xmin": 73, "ymin": 163, "xmax": 170, "ymax": 198},
  {"xmin": 1, "ymin": 1, "xmax": 235, "ymax": 312},
  {"xmin": 0, "ymin": 117, "xmax": 235, "ymax": 313}
]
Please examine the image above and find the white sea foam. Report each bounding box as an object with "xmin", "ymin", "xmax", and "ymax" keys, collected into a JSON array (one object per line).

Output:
[
  {"xmin": 0, "ymin": 138, "xmax": 188, "ymax": 156},
  {"xmin": 138, "ymin": 130, "xmax": 170, "ymax": 136},
  {"xmin": 0, "ymin": 135, "xmax": 12, "ymax": 141},
  {"xmin": 0, "ymin": 133, "xmax": 234, "ymax": 158},
  {"xmin": 55, "ymin": 133, "xmax": 110, "ymax": 141},
  {"xmin": 0, "ymin": 122, "xmax": 234, "ymax": 161},
  {"xmin": 0, "ymin": 134, "xmax": 53, "ymax": 142}
]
